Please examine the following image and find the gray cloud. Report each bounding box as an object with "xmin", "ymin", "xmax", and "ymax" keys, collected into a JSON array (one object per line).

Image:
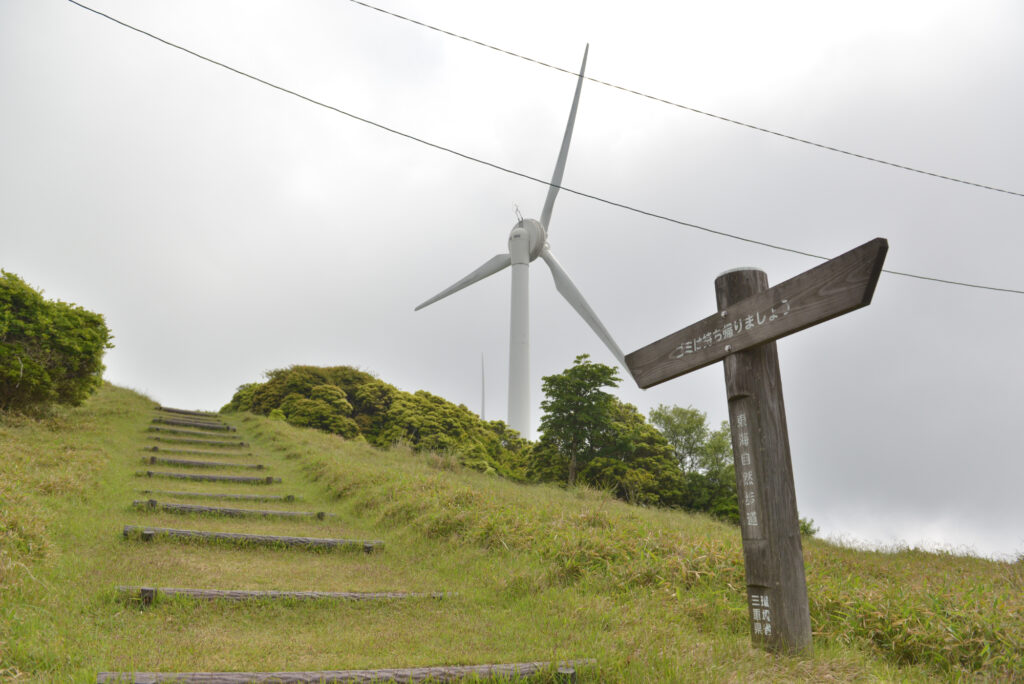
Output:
[{"xmin": 2, "ymin": 0, "xmax": 1021, "ymax": 558}]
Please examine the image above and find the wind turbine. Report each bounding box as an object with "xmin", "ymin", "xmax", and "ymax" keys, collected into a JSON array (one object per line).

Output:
[{"xmin": 415, "ymin": 46, "xmax": 624, "ymax": 440}]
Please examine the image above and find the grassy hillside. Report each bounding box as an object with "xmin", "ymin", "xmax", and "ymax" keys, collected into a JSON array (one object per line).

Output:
[{"xmin": 0, "ymin": 384, "xmax": 1020, "ymax": 682}]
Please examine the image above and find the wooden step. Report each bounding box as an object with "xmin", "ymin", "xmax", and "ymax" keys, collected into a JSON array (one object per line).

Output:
[
  {"xmin": 156, "ymin": 406, "xmax": 219, "ymax": 418},
  {"xmin": 148, "ymin": 436, "xmax": 249, "ymax": 448},
  {"xmin": 122, "ymin": 525, "xmax": 381, "ymax": 552},
  {"xmin": 153, "ymin": 412, "xmax": 227, "ymax": 424},
  {"xmin": 136, "ymin": 471, "xmax": 280, "ymax": 484},
  {"xmin": 144, "ymin": 456, "xmax": 265, "ymax": 470},
  {"xmin": 143, "ymin": 446, "xmax": 254, "ymax": 458},
  {"xmin": 133, "ymin": 500, "xmax": 325, "ymax": 519},
  {"xmin": 96, "ymin": 660, "xmax": 588, "ymax": 683},
  {"xmin": 152, "ymin": 417, "xmax": 235, "ymax": 432},
  {"xmin": 152, "ymin": 412, "xmax": 230, "ymax": 424},
  {"xmin": 118, "ymin": 586, "xmax": 446, "ymax": 603},
  {"xmin": 148, "ymin": 426, "xmax": 236, "ymax": 439},
  {"xmin": 152, "ymin": 413, "xmax": 232, "ymax": 426},
  {"xmin": 140, "ymin": 490, "xmax": 296, "ymax": 503}
]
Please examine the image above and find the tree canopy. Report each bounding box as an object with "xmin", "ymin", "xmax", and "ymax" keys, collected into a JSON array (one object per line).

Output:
[
  {"xmin": 0, "ymin": 271, "xmax": 113, "ymax": 413},
  {"xmin": 649, "ymin": 403, "xmax": 738, "ymax": 522},
  {"xmin": 533, "ymin": 353, "xmax": 621, "ymax": 486},
  {"xmin": 529, "ymin": 355, "xmax": 684, "ymax": 506},
  {"xmin": 221, "ymin": 364, "xmax": 527, "ymax": 476},
  {"xmin": 527, "ymin": 356, "xmax": 741, "ymax": 519}
]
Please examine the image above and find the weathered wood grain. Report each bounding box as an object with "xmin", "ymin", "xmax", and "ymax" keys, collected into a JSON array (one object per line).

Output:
[
  {"xmin": 148, "ymin": 436, "xmax": 249, "ymax": 448},
  {"xmin": 152, "ymin": 417, "xmax": 234, "ymax": 432},
  {"xmin": 96, "ymin": 660, "xmax": 590, "ymax": 683},
  {"xmin": 139, "ymin": 490, "xmax": 295, "ymax": 503},
  {"xmin": 145, "ymin": 456, "xmax": 265, "ymax": 470},
  {"xmin": 626, "ymin": 238, "xmax": 887, "ymax": 388},
  {"xmin": 136, "ymin": 471, "xmax": 280, "ymax": 484},
  {"xmin": 717, "ymin": 268, "xmax": 812, "ymax": 655},
  {"xmin": 117, "ymin": 586, "xmax": 447, "ymax": 603},
  {"xmin": 122, "ymin": 525, "xmax": 382, "ymax": 552},
  {"xmin": 132, "ymin": 500, "xmax": 325, "ymax": 519}
]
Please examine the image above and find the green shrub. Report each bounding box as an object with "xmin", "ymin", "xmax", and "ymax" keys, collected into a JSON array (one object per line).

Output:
[
  {"xmin": 222, "ymin": 364, "xmax": 525, "ymax": 474},
  {"xmin": 0, "ymin": 271, "xmax": 112, "ymax": 412}
]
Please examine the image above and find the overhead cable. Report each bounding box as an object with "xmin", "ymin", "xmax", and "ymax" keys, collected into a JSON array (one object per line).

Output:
[
  {"xmin": 348, "ymin": 0, "xmax": 1024, "ymax": 200},
  {"xmin": 65, "ymin": 0, "xmax": 1024, "ymax": 295}
]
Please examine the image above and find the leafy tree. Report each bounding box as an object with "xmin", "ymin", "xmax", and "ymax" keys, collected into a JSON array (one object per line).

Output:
[
  {"xmin": 799, "ymin": 516, "xmax": 819, "ymax": 537},
  {"xmin": 648, "ymin": 404, "xmax": 709, "ymax": 472},
  {"xmin": 533, "ymin": 354, "xmax": 620, "ymax": 486},
  {"xmin": 649, "ymin": 404, "xmax": 738, "ymax": 522},
  {"xmin": 531, "ymin": 355, "xmax": 685, "ymax": 506},
  {"xmin": 579, "ymin": 400, "xmax": 684, "ymax": 505},
  {"xmin": 0, "ymin": 271, "xmax": 112, "ymax": 412}
]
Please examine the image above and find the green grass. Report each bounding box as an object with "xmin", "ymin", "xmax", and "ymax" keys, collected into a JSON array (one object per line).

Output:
[{"xmin": 1, "ymin": 384, "xmax": 1021, "ymax": 682}]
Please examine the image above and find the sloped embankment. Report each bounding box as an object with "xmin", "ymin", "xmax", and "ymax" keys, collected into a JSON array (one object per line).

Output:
[{"xmin": 0, "ymin": 385, "xmax": 1021, "ymax": 682}]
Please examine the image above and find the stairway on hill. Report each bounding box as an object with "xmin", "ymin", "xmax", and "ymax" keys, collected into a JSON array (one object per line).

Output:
[{"xmin": 98, "ymin": 405, "xmax": 587, "ymax": 683}]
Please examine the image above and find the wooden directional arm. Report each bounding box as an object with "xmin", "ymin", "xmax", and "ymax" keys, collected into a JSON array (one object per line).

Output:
[{"xmin": 626, "ymin": 238, "xmax": 888, "ymax": 388}]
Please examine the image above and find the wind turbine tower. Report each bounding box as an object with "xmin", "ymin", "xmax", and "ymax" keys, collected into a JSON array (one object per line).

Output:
[{"xmin": 415, "ymin": 46, "xmax": 624, "ymax": 440}]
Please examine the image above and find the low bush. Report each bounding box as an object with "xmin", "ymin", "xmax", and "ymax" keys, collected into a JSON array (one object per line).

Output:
[
  {"xmin": 0, "ymin": 271, "xmax": 112, "ymax": 413},
  {"xmin": 222, "ymin": 365, "xmax": 527, "ymax": 475}
]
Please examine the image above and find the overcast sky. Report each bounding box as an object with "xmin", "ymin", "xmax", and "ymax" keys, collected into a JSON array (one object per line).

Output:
[{"xmin": 2, "ymin": 0, "xmax": 1022, "ymax": 559}]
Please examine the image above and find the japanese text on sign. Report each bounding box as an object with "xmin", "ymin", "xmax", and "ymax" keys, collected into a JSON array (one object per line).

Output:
[
  {"xmin": 750, "ymin": 592, "xmax": 773, "ymax": 636},
  {"xmin": 735, "ymin": 410, "xmax": 758, "ymax": 528},
  {"xmin": 668, "ymin": 300, "xmax": 791, "ymax": 360}
]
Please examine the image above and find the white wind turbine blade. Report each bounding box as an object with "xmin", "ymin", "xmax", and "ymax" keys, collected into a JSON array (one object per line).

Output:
[
  {"xmin": 414, "ymin": 254, "xmax": 512, "ymax": 311},
  {"xmin": 540, "ymin": 248, "xmax": 625, "ymax": 367},
  {"xmin": 540, "ymin": 45, "xmax": 588, "ymax": 232}
]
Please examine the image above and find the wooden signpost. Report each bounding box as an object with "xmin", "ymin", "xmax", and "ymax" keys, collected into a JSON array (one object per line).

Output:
[{"xmin": 626, "ymin": 238, "xmax": 888, "ymax": 654}]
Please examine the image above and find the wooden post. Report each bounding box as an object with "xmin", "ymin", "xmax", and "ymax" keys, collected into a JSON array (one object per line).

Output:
[
  {"xmin": 627, "ymin": 239, "xmax": 887, "ymax": 654},
  {"xmin": 716, "ymin": 268, "xmax": 811, "ymax": 654}
]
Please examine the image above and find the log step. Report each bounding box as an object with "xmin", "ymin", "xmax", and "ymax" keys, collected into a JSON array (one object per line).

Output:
[
  {"xmin": 152, "ymin": 412, "xmax": 230, "ymax": 422},
  {"xmin": 153, "ymin": 418, "xmax": 229, "ymax": 430},
  {"xmin": 133, "ymin": 500, "xmax": 325, "ymax": 519},
  {"xmin": 156, "ymin": 406, "xmax": 219, "ymax": 418},
  {"xmin": 144, "ymin": 446, "xmax": 254, "ymax": 458},
  {"xmin": 118, "ymin": 586, "xmax": 445, "ymax": 603},
  {"xmin": 122, "ymin": 525, "xmax": 381, "ymax": 552},
  {"xmin": 95, "ymin": 660, "xmax": 588, "ymax": 683},
  {"xmin": 154, "ymin": 412, "xmax": 229, "ymax": 421},
  {"xmin": 136, "ymin": 471, "xmax": 280, "ymax": 484},
  {"xmin": 145, "ymin": 456, "xmax": 265, "ymax": 470},
  {"xmin": 148, "ymin": 426, "xmax": 236, "ymax": 439},
  {"xmin": 152, "ymin": 417, "xmax": 235, "ymax": 432},
  {"xmin": 148, "ymin": 436, "xmax": 249, "ymax": 447},
  {"xmin": 140, "ymin": 490, "xmax": 295, "ymax": 503}
]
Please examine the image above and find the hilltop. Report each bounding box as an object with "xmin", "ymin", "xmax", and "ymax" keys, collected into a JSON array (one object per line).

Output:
[{"xmin": 0, "ymin": 383, "xmax": 1021, "ymax": 682}]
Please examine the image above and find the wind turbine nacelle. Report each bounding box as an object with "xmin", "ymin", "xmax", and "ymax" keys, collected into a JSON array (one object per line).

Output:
[{"xmin": 509, "ymin": 218, "xmax": 546, "ymax": 262}]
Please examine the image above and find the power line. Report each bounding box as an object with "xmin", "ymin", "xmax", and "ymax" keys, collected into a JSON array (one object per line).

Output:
[
  {"xmin": 348, "ymin": 0, "xmax": 1024, "ymax": 200},
  {"xmin": 65, "ymin": 0, "xmax": 1024, "ymax": 296}
]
